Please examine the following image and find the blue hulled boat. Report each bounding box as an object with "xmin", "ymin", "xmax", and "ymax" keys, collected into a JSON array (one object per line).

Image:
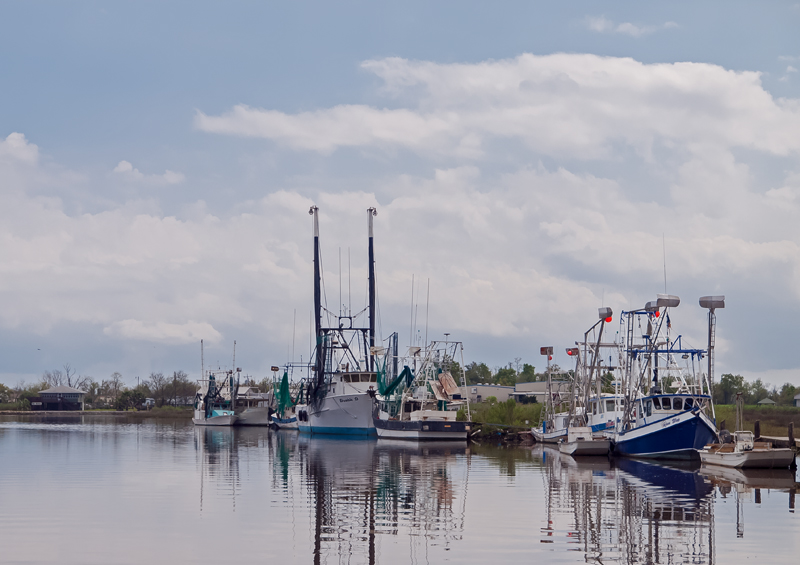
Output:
[{"xmin": 611, "ymin": 294, "xmax": 723, "ymax": 460}]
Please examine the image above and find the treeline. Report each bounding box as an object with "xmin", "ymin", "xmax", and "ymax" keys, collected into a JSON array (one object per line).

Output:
[
  {"xmin": 713, "ymin": 374, "xmax": 798, "ymax": 406},
  {"xmin": 461, "ymin": 360, "xmax": 565, "ymax": 386},
  {"xmin": 0, "ymin": 365, "xmax": 201, "ymax": 411}
]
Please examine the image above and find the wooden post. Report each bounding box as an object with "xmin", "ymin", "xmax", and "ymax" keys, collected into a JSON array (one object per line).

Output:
[
  {"xmin": 789, "ymin": 422, "xmax": 795, "ymax": 448},
  {"xmin": 755, "ymin": 489, "xmax": 761, "ymax": 504},
  {"xmin": 754, "ymin": 420, "xmax": 761, "ymax": 440}
]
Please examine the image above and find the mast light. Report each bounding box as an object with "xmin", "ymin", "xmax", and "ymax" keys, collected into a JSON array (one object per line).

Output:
[{"xmin": 699, "ymin": 295, "xmax": 725, "ymax": 311}]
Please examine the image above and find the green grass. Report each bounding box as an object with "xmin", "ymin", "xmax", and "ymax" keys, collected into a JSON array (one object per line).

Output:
[
  {"xmin": 468, "ymin": 399, "xmax": 542, "ymax": 430},
  {"xmin": 714, "ymin": 404, "xmax": 799, "ymax": 436}
]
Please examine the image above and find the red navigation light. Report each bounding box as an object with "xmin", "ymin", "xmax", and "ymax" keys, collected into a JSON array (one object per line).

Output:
[
  {"xmin": 605, "ymin": 316, "xmax": 612, "ymax": 323},
  {"xmin": 548, "ymin": 355, "xmax": 553, "ymax": 361},
  {"xmin": 654, "ymin": 311, "xmax": 660, "ymax": 318}
]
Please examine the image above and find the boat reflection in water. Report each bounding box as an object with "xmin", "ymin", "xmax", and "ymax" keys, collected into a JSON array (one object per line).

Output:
[
  {"xmin": 538, "ymin": 444, "xmax": 715, "ymax": 563},
  {"xmin": 271, "ymin": 435, "xmax": 469, "ymax": 564},
  {"xmin": 699, "ymin": 465, "xmax": 797, "ymax": 538}
]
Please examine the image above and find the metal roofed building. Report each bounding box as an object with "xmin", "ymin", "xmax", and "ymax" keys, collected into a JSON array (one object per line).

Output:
[{"xmin": 31, "ymin": 385, "xmax": 87, "ymax": 411}]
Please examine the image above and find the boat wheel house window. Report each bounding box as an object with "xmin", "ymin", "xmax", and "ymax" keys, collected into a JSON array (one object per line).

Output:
[
  {"xmin": 645, "ymin": 400, "xmax": 652, "ymax": 417},
  {"xmin": 652, "ymin": 397, "xmax": 661, "ymax": 410}
]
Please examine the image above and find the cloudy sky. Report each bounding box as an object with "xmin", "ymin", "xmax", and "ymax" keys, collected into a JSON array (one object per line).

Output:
[{"xmin": 2, "ymin": 1, "xmax": 800, "ymax": 387}]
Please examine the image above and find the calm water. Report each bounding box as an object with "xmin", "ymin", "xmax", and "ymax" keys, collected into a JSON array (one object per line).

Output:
[{"xmin": 1, "ymin": 416, "xmax": 798, "ymax": 564}]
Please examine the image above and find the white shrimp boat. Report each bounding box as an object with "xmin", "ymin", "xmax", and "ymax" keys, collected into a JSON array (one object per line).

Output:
[
  {"xmin": 699, "ymin": 431, "xmax": 795, "ymax": 469},
  {"xmin": 558, "ymin": 426, "xmax": 610, "ymax": 456}
]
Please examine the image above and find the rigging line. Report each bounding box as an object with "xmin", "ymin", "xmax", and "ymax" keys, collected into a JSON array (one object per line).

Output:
[{"xmin": 339, "ymin": 247, "xmax": 342, "ymax": 318}]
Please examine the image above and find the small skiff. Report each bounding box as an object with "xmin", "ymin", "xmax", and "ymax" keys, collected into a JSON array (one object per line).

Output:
[
  {"xmin": 558, "ymin": 426, "xmax": 611, "ymax": 456},
  {"xmin": 699, "ymin": 431, "xmax": 795, "ymax": 469}
]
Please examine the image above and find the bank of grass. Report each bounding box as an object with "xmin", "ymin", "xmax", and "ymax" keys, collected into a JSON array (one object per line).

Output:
[
  {"xmin": 107, "ymin": 406, "xmax": 193, "ymax": 418},
  {"xmin": 466, "ymin": 399, "xmax": 542, "ymax": 431},
  {"xmin": 714, "ymin": 404, "xmax": 799, "ymax": 436}
]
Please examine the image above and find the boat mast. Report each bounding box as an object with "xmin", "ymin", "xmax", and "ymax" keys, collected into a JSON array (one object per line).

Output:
[
  {"xmin": 310, "ymin": 206, "xmax": 324, "ymax": 389},
  {"xmin": 368, "ymin": 207, "xmax": 377, "ymax": 372},
  {"xmin": 700, "ymin": 295, "xmax": 724, "ymax": 419}
]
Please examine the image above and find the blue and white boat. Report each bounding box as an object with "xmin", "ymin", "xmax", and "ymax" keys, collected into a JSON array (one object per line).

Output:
[{"xmin": 611, "ymin": 294, "xmax": 721, "ymax": 459}]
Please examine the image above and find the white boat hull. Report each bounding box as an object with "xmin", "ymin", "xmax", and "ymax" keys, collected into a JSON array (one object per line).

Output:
[
  {"xmin": 298, "ymin": 392, "xmax": 376, "ymax": 435},
  {"xmin": 531, "ymin": 427, "xmax": 567, "ymax": 443},
  {"xmin": 192, "ymin": 411, "xmax": 238, "ymax": 427},
  {"xmin": 236, "ymin": 407, "xmax": 272, "ymax": 426},
  {"xmin": 272, "ymin": 415, "xmax": 299, "ymax": 429},
  {"xmin": 559, "ymin": 439, "xmax": 610, "ymax": 456},
  {"xmin": 699, "ymin": 447, "xmax": 795, "ymax": 469}
]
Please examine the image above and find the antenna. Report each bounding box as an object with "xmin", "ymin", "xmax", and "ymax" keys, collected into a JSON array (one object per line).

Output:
[
  {"xmin": 409, "ymin": 274, "xmax": 415, "ymax": 348},
  {"xmin": 201, "ymin": 339, "xmax": 204, "ymax": 380},
  {"xmin": 232, "ymin": 340, "xmax": 236, "ymax": 371},
  {"xmin": 339, "ymin": 247, "xmax": 342, "ymax": 317},
  {"xmin": 662, "ymin": 234, "xmax": 667, "ymax": 294},
  {"xmin": 424, "ymin": 278, "xmax": 430, "ymax": 348},
  {"xmin": 292, "ymin": 308, "xmax": 296, "ymax": 363},
  {"xmin": 348, "ymin": 247, "xmax": 351, "ymax": 317}
]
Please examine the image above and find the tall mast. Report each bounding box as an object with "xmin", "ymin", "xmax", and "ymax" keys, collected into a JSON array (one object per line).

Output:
[
  {"xmin": 310, "ymin": 206, "xmax": 323, "ymax": 379},
  {"xmin": 367, "ymin": 207, "xmax": 377, "ymax": 372}
]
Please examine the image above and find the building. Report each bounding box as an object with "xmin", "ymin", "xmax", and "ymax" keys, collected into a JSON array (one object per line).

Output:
[
  {"xmin": 467, "ymin": 384, "xmax": 514, "ymax": 403},
  {"xmin": 30, "ymin": 386, "xmax": 86, "ymax": 411},
  {"xmin": 757, "ymin": 398, "xmax": 776, "ymax": 406},
  {"xmin": 795, "ymin": 392, "xmax": 800, "ymax": 408},
  {"xmin": 511, "ymin": 381, "xmax": 572, "ymax": 404}
]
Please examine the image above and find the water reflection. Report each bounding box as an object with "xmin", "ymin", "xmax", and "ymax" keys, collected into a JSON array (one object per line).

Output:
[{"xmin": 538, "ymin": 445, "xmax": 715, "ymax": 563}]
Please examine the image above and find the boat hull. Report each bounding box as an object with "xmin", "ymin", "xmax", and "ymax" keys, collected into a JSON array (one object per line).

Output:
[
  {"xmin": 236, "ymin": 407, "xmax": 272, "ymax": 426},
  {"xmin": 272, "ymin": 415, "xmax": 299, "ymax": 429},
  {"xmin": 298, "ymin": 393, "xmax": 376, "ymax": 436},
  {"xmin": 613, "ymin": 409, "xmax": 717, "ymax": 460},
  {"xmin": 192, "ymin": 412, "xmax": 238, "ymax": 427},
  {"xmin": 559, "ymin": 439, "xmax": 610, "ymax": 456},
  {"xmin": 374, "ymin": 418, "xmax": 470, "ymax": 440},
  {"xmin": 699, "ymin": 447, "xmax": 795, "ymax": 469},
  {"xmin": 531, "ymin": 427, "xmax": 567, "ymax": 443}
]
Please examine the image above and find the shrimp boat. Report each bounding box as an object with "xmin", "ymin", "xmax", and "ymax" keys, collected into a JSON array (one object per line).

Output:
[
  {"xmin": 294, "ymin": 206, "xmax": 381, "ymax": 435},
  {"xmin": 271, "ymin": 368, "xmax": 299, "ymax": 429},
  {"xmin": 193, "ymin": 357, "xmax": 239, "ymax": 426},
  {"xmin": 611, "ymin": 295, "xmax": 720, "ymax": 459},
  {"xmin": 699, "ymin": 393, "xmax": 795, "ymax": 469},
  {"xmin": 373, "ymin": 338, "xmax": 472, "ymax": 441},
  {"xmin": 534, "ymin": 307, "xmax": 621, "ymax": 445}
]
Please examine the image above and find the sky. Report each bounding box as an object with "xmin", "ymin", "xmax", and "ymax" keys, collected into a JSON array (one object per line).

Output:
[{"xmin": 1, "ymin": 1, "xmax": 800, "ymax": 388}]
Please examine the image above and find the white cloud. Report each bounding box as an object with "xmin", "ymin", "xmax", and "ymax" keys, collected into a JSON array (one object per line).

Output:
[
  {"xmin": 197, "ymin": 54, "xmax": 800, "ymax": 161},
  {"xmin": 585, "ymin": 16, "xmax": 678, "ymax": 37},
  {"xmin": 113, "ymin": 160, "xmax": 185, "ymax": 185},
  {"xmin": 0, "ymin": 132, "xmax": 39, "ymax": 164},
  {"xmin": 787, "ymin": 65, "xmax": 798, "ymax": 73},
  {"xmin": 6, "ymin": 52, "xmax": 800, "ymax": 382}
]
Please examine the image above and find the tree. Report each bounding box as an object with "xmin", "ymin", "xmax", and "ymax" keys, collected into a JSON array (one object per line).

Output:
[
  {"xmin": 715, "ymin": 373, "xmax": 746, "ymax": 405},
  {"xmin": 518, "ymin": 364, "xmax": 536, "ymax": 383},
  {"xmin": 465, "ymin": 362, "xmax": 492, "ymax": 385},
  {"xmin": 0, "ymin": 382, "xmax": 11, "ymax": 403},
  {"xmin": 115, "ymin": 390, "xmax": 145, "ymax": 411},
  {"xmin": 494, "ymin": 367, "xmax": 517, "ymax": 386},
  {"xmin": 147, "ymin": 372, "xmax": 169, "ymax": 407},
  {"xmin": 777, "ymin": 383, "xmax": 797, "ymax": 406},
  {"xmin": 168, "ymin": 370, "xmax": 195, "ymax": 405}
]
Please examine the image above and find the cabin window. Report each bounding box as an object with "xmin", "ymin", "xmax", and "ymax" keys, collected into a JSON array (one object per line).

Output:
[
  {"xmin": 684, "ymin": 398, "xmax": 694, "ymax": 410},
  {"xmin": 341, "ymin": 375, "xmax": 351, "ymax": 383},
  {"xmin": 606, "ymin": 400, "xmax": 615, "ymax": 412},
  {"xmin": 592, "ymin": 402, "xmax": 597, "ymax": 415},
  {"xmin": 652, "ymin": 397, "xmax": 661, "ymax": 409},
  {"xmin": 645, "ymin": 400, "xmax": 652, "ymax": 417}
]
